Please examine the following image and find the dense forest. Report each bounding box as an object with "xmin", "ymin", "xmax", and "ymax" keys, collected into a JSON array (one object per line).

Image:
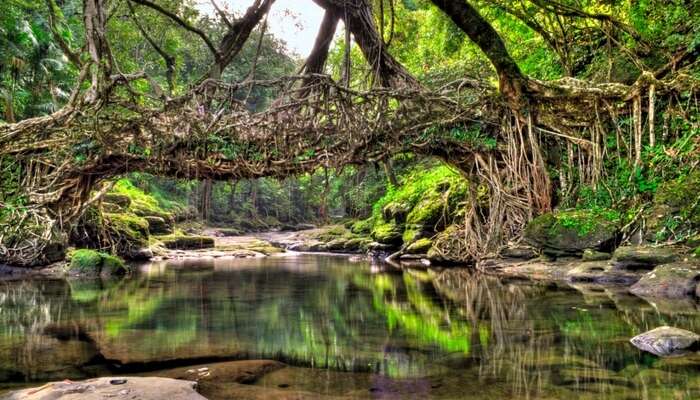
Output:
[{"xmin": 0, "ymin": 0, "xmax": 698, "ymax": 267}]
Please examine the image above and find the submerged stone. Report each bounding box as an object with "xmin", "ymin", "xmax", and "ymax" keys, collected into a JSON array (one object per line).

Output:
[{"xmin": 630, "ymin": 326, "xmax": 700, "ymax": 357}]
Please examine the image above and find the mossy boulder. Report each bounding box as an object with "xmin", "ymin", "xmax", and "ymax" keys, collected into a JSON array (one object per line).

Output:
[
  {"xmin": 104, "ymin": 212, "xmax": 150, "ymax": 250},
  {"xmin": 406, "ymin": 238, "xmax": 433, "ymax": 254},
  {"xmin": 343, "ymin": 238, "xmax": 371, "ymax": 252},
  {"xmin": 371, "ymin": 221, "xmax": 403, "ymax": 246},
  {"xmin": 406, "ymin": 190, "xmax": 444, "ymax": 227},
  {"xmin": 524, "ymin": 209, "xmax": 622, "ymax": 257},
  {"xmin": 144, "ymin": 216, "xmax": 172, "ymax": 235},
  {"xmin": 158, "ymin": 234, "xmax": 215, "ymax": 250},
  {"xmin": 68, "ymin": 249, "xmax": 129, "ymax": 277},
  {"xmin": 630, "ymin": 262, "xmax": 700, "ymax": 299},
  {"xmin": 326, "ymin": 238, "xmax": 349, "ymax": 251}
]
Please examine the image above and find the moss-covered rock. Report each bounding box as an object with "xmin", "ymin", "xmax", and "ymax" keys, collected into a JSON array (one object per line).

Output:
[
  {"xmin": 104, "ymin": 212, "xmax": 150, "ymax": 250},
  {"xmin": 350, "ymin": 218, "xmax": 374, "ymax": 234},
  {"xmin": 158, "ymin": 234, "xmax": 215, "ymax": 250},
  {"xmin": 68, "ymin": 249, "xmax": 128, "ymax": 277},
  {"xmin": 343, "ymin": 237, "xmax": 371, "ymax": 252},
  {"xmin": 382, "ymin": 201, "xmax": 411, "ymax": 223},
  {"xmin": 69, "ymin": 249, "xmax": 103, "ymax": 273},
  {"xmin": 524, "ymin": 209, "xmax": 622, "ymax": 257},
  {"xmin": 102, "ymin": 193, "xmax": 131, "ymax": 208},
  {"xmin": 406, "ymin": 190, "xmax": 444, "ymax": 227},
  {"xmin": 371, "ymin": 221, "xmax": 403, "ymax": 245},
  {"xmin": 144, "ymin": 216, "xmax": 172, "ymax": 235},
  {"xmin": 406, "ymin": 238, "xmax": 433, "ymax": 254},
  {"xmin": 325, "ymin": 238, "xmax": 348, "ymax": 251}
]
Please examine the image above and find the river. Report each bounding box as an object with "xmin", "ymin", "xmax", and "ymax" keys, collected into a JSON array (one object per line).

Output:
[{"xmin": 1, "ymin": 253, "xmax": 699, "ymax": 398}]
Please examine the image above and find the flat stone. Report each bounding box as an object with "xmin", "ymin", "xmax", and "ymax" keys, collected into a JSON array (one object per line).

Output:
[
  {"xmin": 629, "ymin": 262, "xmax": 700, "ymax": 299},
  {"xmin": 500, "ymin": 245, "xmax": 539, "ymax": 260},
  {"xmin": 630, "ymin": 326, "xmax": 700, "ymax": 357},
  {"xmin": 613, "ymin": 245, "xmax": 680, "ymax": 269},
  {"xmin": 566, "ymin": 261, "xmax": 641, "ymax": 285},
  {"xmin": 4, "ymin": 377, "xmax": 205, "ymax": 400}
]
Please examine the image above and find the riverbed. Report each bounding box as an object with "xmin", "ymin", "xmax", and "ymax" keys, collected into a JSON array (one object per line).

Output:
[{"xmin": 1, "ymin": 253, "xmax": 700, "ymax": 399}]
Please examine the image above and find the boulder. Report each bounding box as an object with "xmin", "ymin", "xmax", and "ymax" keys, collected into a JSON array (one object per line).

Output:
[
  {"xmin": 629, "ymin": 262, "xmax": 700, "ymax": 299},
  {"xmin": 68, "ymin": 249, "xmax": 129, "ymax": 277},
  {"xmin": 630, "ymin": 326, "xmax": 700, "ymax": 357},
  {"xmin": 566, "ymin": 261, "xmax": 641, "ymax": 285},
  {"xmin": 4, "ymin": 377, "xmax": 205, "ymax": 400},
  {"xmin": 325, "ymin": 238, "xmax": 348, "ymax": 251},
  {"xmin": 612, "ymin": 245, "xmax": 679, "ymax": 269},
  {"xmin": 127, "ymin": 247, "xmax": 153, "ymax": 261},
  {"xmin": 145, "ymin": 216, "xmax": 172, "ymax": 235},
  {"xmin": 524, "ymin": 209, "xmax": 621, "ymax": 257},
  {"xmin": 582, "ymin": 249, "xmax": 611, "ymax": 262},
  {"xmin": 343, "ymin": 238, "xmax": 370, "ymax": 252}
]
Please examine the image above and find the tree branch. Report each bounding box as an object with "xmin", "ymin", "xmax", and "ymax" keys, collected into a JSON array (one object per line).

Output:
[{"xmin": 130, "ymin": 0, "xmax": 221, "ymax": 61}]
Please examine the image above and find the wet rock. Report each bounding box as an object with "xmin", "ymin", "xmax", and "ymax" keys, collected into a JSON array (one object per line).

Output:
[
  {"xmin": 582, "ymin": 249, "xmax": 611, "ymax": 262},
  {"xmin": 629, "ymin": 262, "xmax": 700, "ymax": 299},
  {"xmin": 500, "ymin": 244, "xmax": 539, "ymax": 260},
  {"xmin": 308, "ymin": 242, "xmax": 328, "ymax": 252},
  {"xmin": 343, "ymin": 238, "xmax": 370, "ymax": 252},
  {"xmin": 367, "ymin": 241, "xmax": 393, "ymax": 252},
  {"xmin": 145, "ymin": 216, "xmax": 173, "ymax": 235},
  {"xmin": 630, "ymin": 326, "xmax": 700, "ymax": 357},
  {"xmin": 566, "ymin": 261, "xmax": 641, "ymax": 285},
  {"xmin": 4, "ymin": 377, "xmax": 205, "ymax": 400},
  {"xmin": 478, "ymin": 258, "xmax": 577, "ymax": 280},
  {"xmin": 148, "ymin": 360, "xmax": 285, "ymax": 385},
  {"xmin": 127, "ymin": 247, "xmax": 154, "ymax": 261},
  {"xmin": 613, "ymin": 245, "xmax": 679, "ymax": 269},
  {"xmin": 524, "ymin": 209, "xmax": 621, "ymax": 257},
  {"xmin": 326, "ymin": 238, "xmax": 348, "ymax": 251},
  {"xmin": 67, "ymin": 249, "xmax": 129, "ymax": 277}
]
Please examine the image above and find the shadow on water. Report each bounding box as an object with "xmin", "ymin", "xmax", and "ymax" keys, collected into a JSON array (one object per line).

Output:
[{"xmin": 2, "ymin": 253, "xmax": 700, "ymax": 398}]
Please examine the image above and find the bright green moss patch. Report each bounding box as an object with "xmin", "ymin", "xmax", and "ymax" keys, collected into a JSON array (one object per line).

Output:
[
  {"xmin": 406, "ymin": 238, "xmax": 433, "ymax": 254},
  {"xmin": 69, "ymin": 249, "xmax": 103, "ymax": 272},
  {"xmin": 68, "ymin": 249, "xmax": 128, "ymax": 276},
  {"xmin": 552, "ymin": 209, "xmax": 622, "ymax": 236},
  {"xmin": 371, "ymin": 221, "xmax": 403, "ymax": 245},
  {"xmin": 351, "ymin": 218, "xmax": 374, "ymax": 234}
]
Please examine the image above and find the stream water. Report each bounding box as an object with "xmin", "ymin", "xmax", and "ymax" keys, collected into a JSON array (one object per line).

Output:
[{"xmin": 1, "ymin": 253, "xmax": 700, "ymax": 398}]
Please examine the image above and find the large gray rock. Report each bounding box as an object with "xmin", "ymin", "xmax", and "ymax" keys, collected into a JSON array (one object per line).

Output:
[
  {"xmin": 4, "ymin": 377, "xmax": 205, "ymax": 400},
  {"xmin": 630, "ymin": 326, "xmax": 700, "ymax": 357},
  {"xmin": 629, "ymin": 262, "xmax": 700, "ymax": 299}
]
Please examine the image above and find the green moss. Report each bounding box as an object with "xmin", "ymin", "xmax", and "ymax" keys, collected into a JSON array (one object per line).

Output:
[
  {"xmin": 406, "ymin": 190, "xmax": 444, "ymax": 226},
  {"xmin": 406, "ymin": 238, "xmax": 433, "ymax": 254},
  {"xmin": 68, "ymin": 249, "xmax": 128, "ymax": 276},
  {"xmin": 69, "ymin": 249, "xmax": 103, "ymax": 272},
  {"xmin": 551, "ymin": 209, "xmax": 622, "ymax": 236},
  {"xmin": 351, "ymin": 218, "xmax": 374, "ymax": 234},
  {"xmin": 104, "ymin": 212, "xmax": 150, "ymax": 247},
  {"xmin": 371, "ymin": 221, "xmax": 403, "ymax": 245},
  {"xmin": 157, "ymin": 234, "xmax": 215, "ymax": 250},
  {"xmin": 693, "ymin": 246, "xmax": 700, "ymax": 258}
]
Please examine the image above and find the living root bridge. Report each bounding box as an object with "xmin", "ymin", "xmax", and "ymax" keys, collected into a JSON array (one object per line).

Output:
[{"xmin": 0, "ymin": 74, "xmax": 502, "ymax": 266}]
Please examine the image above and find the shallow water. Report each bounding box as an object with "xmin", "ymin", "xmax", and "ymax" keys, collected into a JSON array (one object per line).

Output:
[{"xmin": 1, "ymin": 253, "xmax": 700, "ymax": 398}]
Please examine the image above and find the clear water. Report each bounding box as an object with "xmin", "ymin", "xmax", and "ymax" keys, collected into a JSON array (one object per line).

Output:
[{"xmin": 1, "ymin": 253, "xmax": 700, "ymax": 399}]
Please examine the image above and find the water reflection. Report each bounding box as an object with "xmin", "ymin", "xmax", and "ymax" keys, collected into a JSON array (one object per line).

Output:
[{"xmin": 1, "ymin": 254, "xmax": 700, "ymax": 398}]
